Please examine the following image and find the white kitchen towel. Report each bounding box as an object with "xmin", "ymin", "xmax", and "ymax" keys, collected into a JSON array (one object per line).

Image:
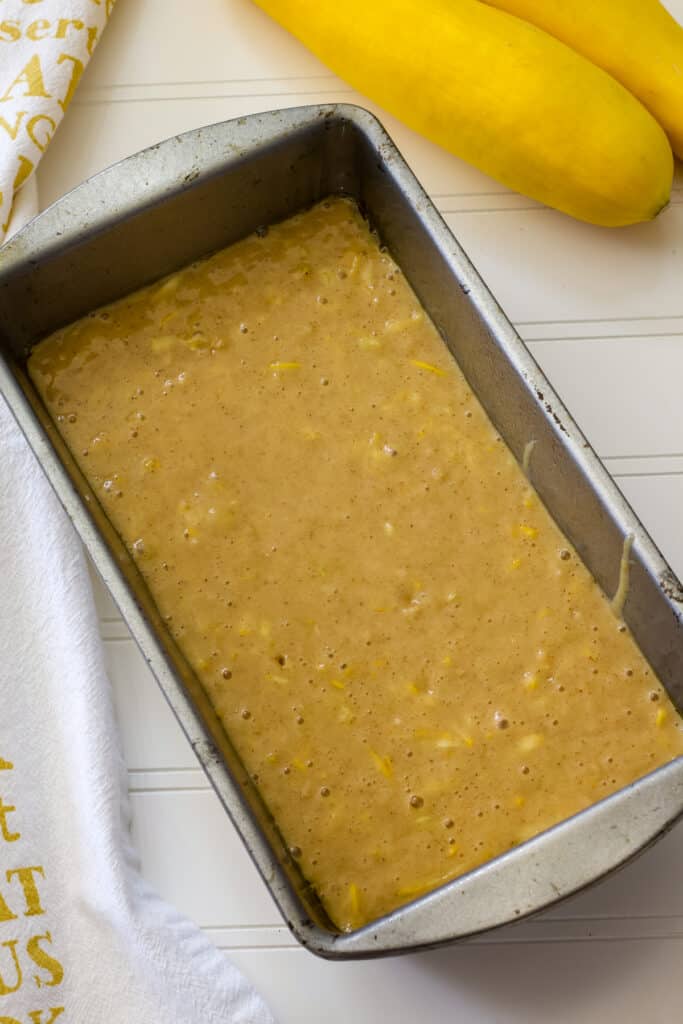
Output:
[
  {"xmin": 0, "ymin": 369, "xmax": 275, "ymax": 1017},
  {"xmin": 0, "ymin": 0, "xmax": 114, "ymax": 240}
]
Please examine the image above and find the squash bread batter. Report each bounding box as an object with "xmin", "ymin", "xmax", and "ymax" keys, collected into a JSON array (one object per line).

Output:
[{"xmin": 29, "ymin": 198, "xmax": 683, "ymax": 931}]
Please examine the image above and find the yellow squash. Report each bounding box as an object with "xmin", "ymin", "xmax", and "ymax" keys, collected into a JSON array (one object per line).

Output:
[
  {"xmin": 483, "ymin": 0, "xmax": 683, "ymax": 158},
  {"xmin": 253, "ymin": 0, "xmax": 673, "ymax": 226}
]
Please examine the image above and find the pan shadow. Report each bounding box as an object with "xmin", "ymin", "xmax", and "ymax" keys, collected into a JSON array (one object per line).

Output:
[{"xmin": 409, "ymin": 819, "xmax": 683, "ymax": 1022}]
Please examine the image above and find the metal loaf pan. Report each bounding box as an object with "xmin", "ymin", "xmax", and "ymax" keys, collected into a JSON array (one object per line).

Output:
[{"xmin": 1, "ymin": 106, "xmax": 682, "ymax": 959}]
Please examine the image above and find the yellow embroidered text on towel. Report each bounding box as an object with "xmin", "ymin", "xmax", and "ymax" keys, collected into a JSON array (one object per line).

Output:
[{"xmin": 0, "ymin": 0, "xmax": 115, "ymax": 240}]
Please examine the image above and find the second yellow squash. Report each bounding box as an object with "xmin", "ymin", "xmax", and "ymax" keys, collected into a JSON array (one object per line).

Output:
[
  {"xmin": 253, "ymin": 0, "xmax": 672, "ymax": 226},
  {"xmin": 482, "ymin": 0, "xmax": 683, "ymax": 159}
]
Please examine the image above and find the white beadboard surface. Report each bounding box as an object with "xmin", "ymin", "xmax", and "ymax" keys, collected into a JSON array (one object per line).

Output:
[{"xmin": 36, "ymin": 1, "xmax": 683, "ymax": 1020}]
